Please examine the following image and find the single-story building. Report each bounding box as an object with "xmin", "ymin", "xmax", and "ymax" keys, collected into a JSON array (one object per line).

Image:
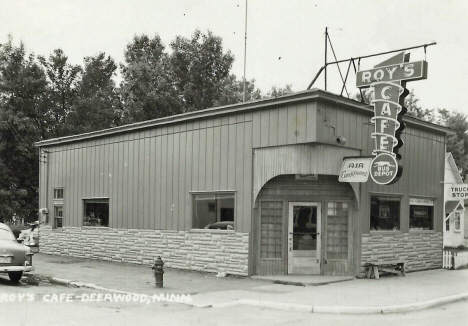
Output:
[{"xmin": 36, "ymin": 89, "xmax": 452, "ymax": 277}]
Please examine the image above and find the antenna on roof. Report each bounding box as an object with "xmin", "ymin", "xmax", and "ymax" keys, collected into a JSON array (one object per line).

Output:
[{"xmin": 243, "ymin": 0, "xmax": 248, "ymax": 102}]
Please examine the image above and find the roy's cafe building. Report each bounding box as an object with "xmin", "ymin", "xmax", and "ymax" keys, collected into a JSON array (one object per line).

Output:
[{"xmin": 36, "ymin": 52, "xmax": 451, "ymax": 277}]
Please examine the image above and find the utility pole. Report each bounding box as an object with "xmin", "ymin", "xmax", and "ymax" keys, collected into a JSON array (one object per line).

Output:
[{"xmin": 243, "ymin": 0, "xmax": 248, "ymax": 102}]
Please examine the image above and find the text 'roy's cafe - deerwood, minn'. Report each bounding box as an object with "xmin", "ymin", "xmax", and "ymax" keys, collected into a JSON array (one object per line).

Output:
[{"xmin": 339, "ymin": 51, "xmax": 428, "ymax": 185}]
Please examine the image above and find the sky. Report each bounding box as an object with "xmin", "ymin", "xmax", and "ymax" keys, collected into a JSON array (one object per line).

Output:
[{"xmin": 1, "ymin": 0, "xmax": 467, "ymax": 114}]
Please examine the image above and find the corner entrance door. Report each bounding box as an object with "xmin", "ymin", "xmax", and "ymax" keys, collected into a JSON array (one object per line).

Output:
[{"xmin": 288, "ymin": 202, "xmax": 321, "ymax": 274}]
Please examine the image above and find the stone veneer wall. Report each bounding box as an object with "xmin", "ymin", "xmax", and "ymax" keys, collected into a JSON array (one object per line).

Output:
[
  {"xmin": 360, "ymin": 232, "xmax": 443, "ymax": 277},
  {"xmin": 39, "ymin": 226, "xmax": 249, "ymax": 276}
]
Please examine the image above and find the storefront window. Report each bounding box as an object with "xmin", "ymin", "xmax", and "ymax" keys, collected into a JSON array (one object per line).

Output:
[
  {"xmin": 192, "ymin": 193, "xmax": 235, "ymax": 230},
  {"xmin": 409, "ymin": 198, "xmax": 434, "ymax": 231},
  {"xmin": 370, "ymin": 196, "xmax": 400, "ymax": 231},
  {"xmin": 83, "ymin": 199, "xmax": 109, "ymax": 227}
]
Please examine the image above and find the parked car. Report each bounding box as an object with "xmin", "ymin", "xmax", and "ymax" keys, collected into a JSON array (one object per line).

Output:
[{"xmin": 0, "ymin": 223, "xmax": 34, "ymax": 282}]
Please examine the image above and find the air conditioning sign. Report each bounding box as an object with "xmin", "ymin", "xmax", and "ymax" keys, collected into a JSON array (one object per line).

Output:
[
  {"xmin": 339, "ymin": 157, "xmax": 372, "ymax": 182},
  {"xmin": 356, "ymin": 52, "xmax": 428, "ymax": 185}
]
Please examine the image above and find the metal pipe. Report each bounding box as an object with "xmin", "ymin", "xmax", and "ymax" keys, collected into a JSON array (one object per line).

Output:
[
  {"xmin": 307, "ymin": 42, "xmax": 436, "ymax": 90},
  {"xmin": 307, "ymin": 66, "xmax": 325, "ymax": 90},
  {"xmin": 328, "ymin": 42, "xmax": 436, "ymax": 66}
]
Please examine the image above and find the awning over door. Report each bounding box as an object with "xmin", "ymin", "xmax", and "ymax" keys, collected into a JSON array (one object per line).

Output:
[{"xmin": 253, "ymin": 144, "xmax": 361, "ymax": 208}]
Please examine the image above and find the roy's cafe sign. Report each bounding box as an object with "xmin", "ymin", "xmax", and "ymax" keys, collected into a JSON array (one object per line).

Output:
[{"xmin": 339, "ymin": 52, "xmax": 428, "ymax": 185}]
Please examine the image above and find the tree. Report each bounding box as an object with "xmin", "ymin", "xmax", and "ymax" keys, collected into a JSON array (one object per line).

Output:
[
  {"xmin": 353, "ymin": 88, "xmax": 434, "ymax": 122},
  {"xmin": 120, "ymin": 34, "xmax": 182, "ymax": 123},
  {"xmin": 405, "ymin": 90, "xmax": 434, "ymax": 122},
  {"xmin": 353, "ymin": 88, "xmax": 374, "ymax": 105},
  {"xmin": 0, "ymin": 37, "xmax": 47, "ymax": 221},
  {"xmin": 169, "ymin": 30, "xmax": 234, "ymax": 112},
  {"xmin": 38, "ymin": 49, "xmax": 82, "ymax": 137},
  {"xmin": 69, "ymin": 52, "xmax": 122, "ymax": 133},
  {"xmin": 267, "ymin": 85, "xmax": 293, "ymax": 98},
  {"xmin": 213, "ymin": 75, "xmax": 262, "ymax": 106},
  {"xmin": 437, "ymin": 109, "xmax": 468, "ymax": 180}
]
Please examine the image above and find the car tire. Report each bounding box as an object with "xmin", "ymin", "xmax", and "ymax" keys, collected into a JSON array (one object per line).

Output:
[{"xmin": 8, "ymin": 271, "xmax": 23, "ymax": 283}]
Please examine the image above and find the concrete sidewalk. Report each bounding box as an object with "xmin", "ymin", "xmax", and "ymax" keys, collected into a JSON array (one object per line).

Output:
[{"xmin": 30, "ymin": 253, "xmax": 468, "ymax": 314}]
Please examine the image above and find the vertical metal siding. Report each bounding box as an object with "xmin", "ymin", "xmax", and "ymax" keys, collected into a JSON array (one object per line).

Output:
[
  {"xmin": 227, "ymin": 120, "xmax": 237, "ymax": 190},
  {"xmin": 143, "ymin": 132, "xmax": 150, "ymax": 229},
  {"xmin": 39, "ymin": 98, "xmax": 445, "ymax": 239},
  {"xmin": 220, "ymin": 124, "xmax": 229, "ymax": 189},
  {"xmin": 235, "ymin": 120, "xmax": 245, "ymax": 231},
  {"xmin": 315, "ymin": 102, "xmax": 446, "ymax": 236},
  {"xmin": 178, "ymin": 125, "xmax": 186, "ymax": 231},
  {"xmin": 41, "ymin": 113, "xmax": 255, "ymax": 233},
  {"xmin": 242, "ymin": 120, "xmax": 253, "ymax": 233},
  {"xmin": 148, "ymin": 133, "xmax": 156, "ymax": 229},
  {"xmin": 137, "ymin": 132, "xmax": 145, "ymax": 229},
  {"xmin": 171, "ymin": 128, "xmax": 179, "ymax": 230}
]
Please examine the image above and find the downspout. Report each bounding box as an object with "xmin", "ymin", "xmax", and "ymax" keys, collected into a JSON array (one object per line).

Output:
[
  {"xmin": 40, "ymin": 148, "xmax": 50, "ymax": 224},
  {"xmin": 248, "ymin": 149, "xmax": 255, "ymax": 276}
]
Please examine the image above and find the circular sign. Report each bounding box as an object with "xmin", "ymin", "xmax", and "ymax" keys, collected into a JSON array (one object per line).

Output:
[{"xmin": 370, "ymin": 153, "xmax": 398, "ymax": 185}]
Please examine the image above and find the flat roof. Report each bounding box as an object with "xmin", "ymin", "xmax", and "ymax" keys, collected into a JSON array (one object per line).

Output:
[{"xmin": 35, "ymin": 89, "xmax": 455, "ymax": 147}]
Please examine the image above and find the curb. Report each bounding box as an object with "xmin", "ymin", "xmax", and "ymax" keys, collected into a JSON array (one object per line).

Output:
[
  {"xmin": 49, "ymin": 277, "xmax": 131, "ymax": 294},
  {"xmin": 42, "ymin": 275, "xmax": 468, "ymax": 314},
  {"xmin": 48, "ymin": 277, "xmax": 71, "ymax": 286},
  {"xmin": 209, "ymin": 293, "xmax": 468, "ymax": 314}
]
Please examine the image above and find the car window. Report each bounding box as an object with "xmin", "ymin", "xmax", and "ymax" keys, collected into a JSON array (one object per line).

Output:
[{"xmin": 0, "ymin": 229, "xmax": 16, "ymax": 241}]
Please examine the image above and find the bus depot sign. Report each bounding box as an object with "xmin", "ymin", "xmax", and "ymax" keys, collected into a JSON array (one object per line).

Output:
[
  {"xmin": 447, "ymin": 184, "xmax": 468, "ymax": 200},
  {"xmin": 356, "ymin": 52, "xmax": 428, "ymax": 185}
]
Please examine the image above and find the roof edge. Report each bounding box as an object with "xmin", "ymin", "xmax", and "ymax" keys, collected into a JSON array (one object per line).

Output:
[
  {"xmin": 36, "ymin": 89, "xmax": 323, "ymax": 147},
  {"xmin": 35, "ymin": 89, "xmax": 455, "ymax": 147}
]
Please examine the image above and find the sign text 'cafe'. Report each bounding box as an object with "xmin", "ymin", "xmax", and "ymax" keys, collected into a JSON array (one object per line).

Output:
[{"xmin": 339, "ymin": 52, "xmax": 428, "ymax": 185}]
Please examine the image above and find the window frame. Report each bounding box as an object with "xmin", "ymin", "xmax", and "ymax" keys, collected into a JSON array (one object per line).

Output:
[
  {"xmin": 82, "ymin": 197, "xmax": 110, "ymax": 228},
  {"xmin": 53, "ymin": 205, "xmax": 63, "ymax": 229},
  {"xmin": 190, "ymin": 191, "xmax": 236, "ymax": 232},
  {"xmin": 453, "ymin": 211, "xmax": 461, "ymax": 232},
  {"xmin": 409, "ymin": 197, "xmax": 435, "ymax": 232},
  {"xmin": 53, "ymin": 188, "xmax": 64, "ymax": 200},
  {"xmin": 369, "ymin": 193, "xmax": 402, "ymax": 233},
  {"xmin": 52, "ymin": 188, "xmax": 64, "ymax": 229}
]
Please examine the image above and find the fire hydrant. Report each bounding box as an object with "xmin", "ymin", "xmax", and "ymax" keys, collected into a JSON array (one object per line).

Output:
[{"xmin": 151, "ymin": 256, "xmax": 164, "ymax": 288}]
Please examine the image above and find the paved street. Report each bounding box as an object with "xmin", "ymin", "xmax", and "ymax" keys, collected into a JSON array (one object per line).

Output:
[
  {"xmin": 0, "ymin": 276, "xmax": 466, "ymax": 326},
  {"xmin": 1, "ymin": 254, "xmax": 467, "ymax": 325}
]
